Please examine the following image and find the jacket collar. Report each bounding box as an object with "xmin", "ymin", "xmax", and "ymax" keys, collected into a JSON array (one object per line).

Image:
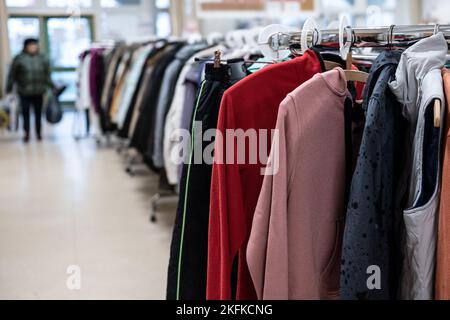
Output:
[
  {"xmin": 363, "ymin": 50, "xmax": 401, "ymax": 106},
  {"xmin": 369, "ymin": 50, "xmax": 402, "ymax": 73},
  {"xmin": 389, "ymin": 33, "xmax": 447, "ymax": 125}
]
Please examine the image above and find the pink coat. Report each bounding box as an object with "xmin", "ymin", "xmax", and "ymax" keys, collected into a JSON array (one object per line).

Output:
[{"xmin": 247, "ymin": 69, "xmax": 351, "ymax": 300}]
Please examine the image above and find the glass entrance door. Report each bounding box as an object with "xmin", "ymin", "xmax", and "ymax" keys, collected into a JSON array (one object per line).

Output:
[
  {"xmin": 45, "ymin": 16, "xmax": 93, "ymax": 104},
  {"xmin": 7, "ymin": 17, "xmax": 40, "ymax": 57},
  {"xmin": 7, "ymin": 15, "xmax": 94, "ymax": 105}
]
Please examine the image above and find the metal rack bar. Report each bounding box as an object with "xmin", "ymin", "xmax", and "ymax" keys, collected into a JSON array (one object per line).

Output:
[{"xmin": 268, "ymin": 24, "xmax": 450, "ymax": 52}]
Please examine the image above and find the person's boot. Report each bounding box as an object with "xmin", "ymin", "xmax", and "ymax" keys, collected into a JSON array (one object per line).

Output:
[
  {"xmin": 23, "ymin": 134, "xmax": 30, "ymax": 143},
  {"xmin": 37, "ymin": 133, "xmax": 42, "ymax": 141}
]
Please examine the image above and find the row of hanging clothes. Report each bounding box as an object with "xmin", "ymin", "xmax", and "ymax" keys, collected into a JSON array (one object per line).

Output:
[
  {"xmin": 76, "ymin": 30, "xmax": 262, "ymax": 172},
  {"xmin": 163, "ymin": 20, "xmax": 450, "ymax": 301},
  {"xmin": 77, "ymin": 22, "xmax": 450, "ymax": 300},
  {"xmin": 76, "ymin": 40, "xmax": 123, "ymax": 138}
]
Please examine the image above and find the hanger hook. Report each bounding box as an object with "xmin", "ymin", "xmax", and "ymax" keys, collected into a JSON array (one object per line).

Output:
[
  {"xmin": 301, "ymin": 17, "xmax": 321, "ymax": 54},
  {"xmin": 387, "ymin": 24, "xmax": 396, "ymax": 49},
  {"xmin": 339, "ymin": 15, "xmax": 352, "ymax": 60},
  {"xmin": 312, "ymin": 28, "xmax": 321, "ymax": 46},
  {"xmin": 434, "ymin": 23, "xmax": 440, "ymax": 35},
  {"xmin": 288, "ymin": 35, "xmax": 301, "ymax": 56}
]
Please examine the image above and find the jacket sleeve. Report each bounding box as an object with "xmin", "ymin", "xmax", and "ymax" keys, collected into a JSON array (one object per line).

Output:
[
  {"xmin": 207, "ymin": 93, "xmax": 247, "ymax": 300},
  {"xmin": 246, "ymin": 97, "xmax": 295, "ymax": 300},
  {"xmin": 6, "ymin": 57, "xmax": 18, "ymax": 94}
]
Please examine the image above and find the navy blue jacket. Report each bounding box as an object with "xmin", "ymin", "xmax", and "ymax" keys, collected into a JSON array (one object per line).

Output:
[{"xmin": 340, "ymin": 51, "xmax": 406, "ymax": 300}]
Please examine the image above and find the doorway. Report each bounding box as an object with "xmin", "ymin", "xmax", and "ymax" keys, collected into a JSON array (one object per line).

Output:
[{"xmin": 7, "ymin": 15, "xmax": 94, "ymax": 105}]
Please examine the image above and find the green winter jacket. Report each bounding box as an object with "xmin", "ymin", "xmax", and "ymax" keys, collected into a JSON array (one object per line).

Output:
[{"xmin": 6, "ymin": 52, "xmax": 54, "ymax": 97}]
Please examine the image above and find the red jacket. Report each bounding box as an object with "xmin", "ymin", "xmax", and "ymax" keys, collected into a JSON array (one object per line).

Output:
[{"xmin": 207, "ymin": 50, "xmax": 324, "ymax": 300}]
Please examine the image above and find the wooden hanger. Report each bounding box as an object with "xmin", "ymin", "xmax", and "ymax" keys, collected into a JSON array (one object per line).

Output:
[
  {"xmin": 343, "ymin": 52, "xmax": 369, "ymax": 83},
  {"xmin": 324, "ymin": 60, "xmax": 342, "ymax": 71},
  {"xmin": 434, "ymin": 99, "xmax": 441, "ymax": 128},
  {"xmin": 344, "ymin": 70, "xmax": 369, "ymax": 83}
]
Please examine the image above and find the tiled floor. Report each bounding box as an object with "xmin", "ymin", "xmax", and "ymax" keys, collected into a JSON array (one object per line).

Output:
[{"xmin": 0, "ymin": 114, "xmax": 176, "ymax": 300}]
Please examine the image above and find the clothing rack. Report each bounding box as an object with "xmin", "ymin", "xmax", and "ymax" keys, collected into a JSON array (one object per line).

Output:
[
  {"xmin": 265, "ymin": 24, "xmax": 450, "ymax": 53},
  {"xmin": 353, "ymin": 53, "xmax": 450, "ymax": 64}
]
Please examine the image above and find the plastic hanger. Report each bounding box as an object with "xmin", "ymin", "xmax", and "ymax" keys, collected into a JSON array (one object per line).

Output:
[
  {"xmin": 244, "ymin": 27, "xmax": 262, "ymax": 53},
  {"xmin": 225, "ymin": 31, "xmax": 237, "ymax": 48},
  {"xmin": 258, "ymin": 24, "xmax": 293, "ymax": 61},
  {"xmin": 187, "ymin": 33, "xmax": 203, "ymax": 44},
  {"xmin": 207, "ymin": 32, "xmax": 224, "ymax": 46},
  {"xmin": 301, "ymin": 18, "xmax": 340, "ymax": 70}
]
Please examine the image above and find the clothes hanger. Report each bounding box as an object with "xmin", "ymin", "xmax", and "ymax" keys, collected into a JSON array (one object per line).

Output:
[
  {"xmin": 433, "ymin": 24, "xmax": 441, "ymax": 128},
  {"xmin": 225, "ymin": 31, "xmax": 236, "ymax": 48},
  {"xmin": 214, "ymin": 50, "xmax": 222, "ymax": 68},
  {"xmin": 207, "ymin": 32, "xmax": 224, "ymax": 46},
  {"xmin": 258, "ymin": 24, "xmax": 293, "ymax": 61},
  {"xmin": 187, "ymin": 33, "xmax": 203, "ymax": 44},
  {"xmin": 339, "ymin": 16, "xmax": 368, "ymax": 83},
  {"xmin": 298, "ymin": 18, "xmax": 346, "ymax": 70},
  {"xmin": 324, "ymin": 60, "xmax": 342, "ymax": 71},
  {"xmin": 344, "ymin": 51, "xmax": 369, "ymax": 82},
  {"xmin": 246, "ymin": 27, "xmax": 263, "ymax": 53}
]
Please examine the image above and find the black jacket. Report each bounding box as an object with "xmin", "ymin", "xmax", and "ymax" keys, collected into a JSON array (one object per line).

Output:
[
  {"xmin": 117, "ymin": 42, "xmax": 167, "ymax": 138},
  {"xmin": 166, "ymin": 62, "xmax": 247, "ymax": 300}
]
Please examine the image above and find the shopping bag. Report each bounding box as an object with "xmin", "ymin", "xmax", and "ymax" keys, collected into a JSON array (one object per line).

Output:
[
  {"xmin": 45, "ymin": 86, "xmax": 66, "ymax": 124},
  {"xmin": 45, "ymin": 93, "xmax": 63, "ymax": 124}
]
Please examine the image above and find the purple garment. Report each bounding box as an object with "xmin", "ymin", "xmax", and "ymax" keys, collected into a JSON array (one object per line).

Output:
[
  {"xmin": 88, "ymin": 48, "xmax": 105, "ymax": 113},
  {"xmin": 177, "ymin": 62, "xmax": 204, "ymax": 181}
]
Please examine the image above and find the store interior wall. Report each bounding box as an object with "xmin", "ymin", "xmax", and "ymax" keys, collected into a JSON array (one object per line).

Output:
[
  {"xmin": 422, "ymin": 0, "xmax": 450, "ymax": 23},
  {"xmin": 4, "ymin": 1, "xmax": 450, "ymax": 48},
  {"xmin": 170, "ymin": 0, "xmax": 184, "ymax": 37},
  {"xmin": 0, "ymin": 1, "xmax": 10, "ymax": 98},
  {"xmin": 96, "ymin": 3, "xmax": 155, "ymax": 42},
  {"xmin": 6, "ymin": 1, "xmax": 156, "ymax": 42},
  {"xmin": 193, "ymin": 0, "xmax": 448, "ymax": 36},
  {"xmin": 195, "ymin": 0, "xmax": 450, "ymax": 35}
]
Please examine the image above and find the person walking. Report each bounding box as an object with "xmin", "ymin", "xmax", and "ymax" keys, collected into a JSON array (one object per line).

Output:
[{"xmin": 6, "ymin": 38, "xmax": 55, "ymax": 142}]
